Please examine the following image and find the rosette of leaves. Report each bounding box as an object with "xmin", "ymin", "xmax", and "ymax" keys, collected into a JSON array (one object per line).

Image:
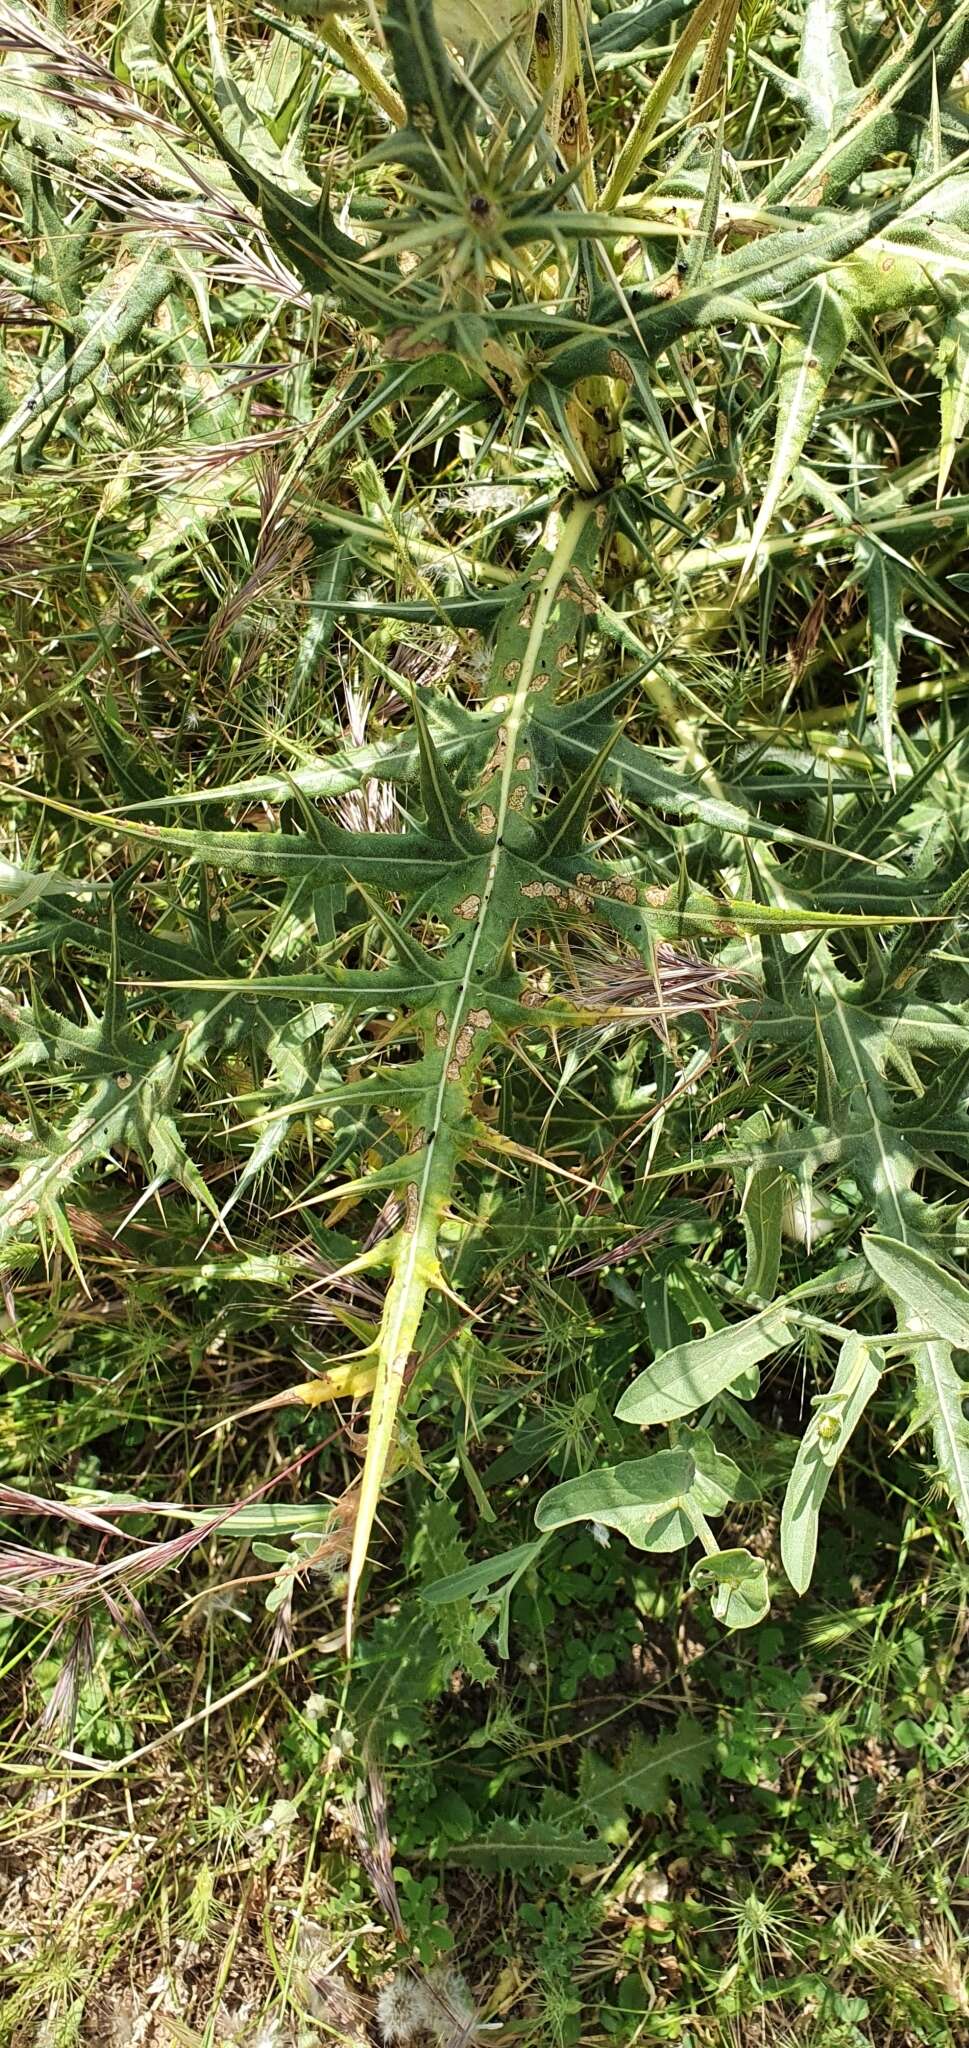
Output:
[
  {"xmin": 3, "ymin": 486, "xmax": 886, "ymax": 1636},
  {"xmin": 3, "ymin": 0, "xmax": 969, "ymax": 1647}
]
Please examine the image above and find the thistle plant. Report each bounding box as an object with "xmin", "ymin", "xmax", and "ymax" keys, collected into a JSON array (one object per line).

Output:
[{"xmin": 2, "ymin": 0, "xmax": 969, "ymax": 1656}]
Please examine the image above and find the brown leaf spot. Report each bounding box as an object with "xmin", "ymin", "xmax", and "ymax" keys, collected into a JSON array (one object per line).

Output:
[{"xmin": 521, "ymin": 879, "xmax": 565, "ymax": 903}]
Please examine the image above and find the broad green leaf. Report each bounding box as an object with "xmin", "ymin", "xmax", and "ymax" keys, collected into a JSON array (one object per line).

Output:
[
  {"xmin": 534, "ymin": 1450, "xmax": 701, "ymax": 1553},
  {"xmin": 856, "ymin": 538, "xmax": 903, "ymax": 788},
  {"xmin": 616, "ymin": 1311, "xmax": 793, "ymax": 1427},
  {"xmin": 863, "ymin": 1234, "xmax": 969, "ymax": 1348},
  {"xmin": 669, "ymin": 1425, "xmax": 758, "ymax": 1512},
  {"xmin": 421, "ymin": 1537, "xmax": 545, "ymax": 1606},
  {"xmin": 739, "ymin": 281, "xmax": 848, "ymax": 592},
  {"xmin": 912, "ymin": 1341, "xmax": 969, "ymax": 1544},
  {"xmin": 690, "ymin": 1547, "xmax": 770, "ymax": 1629},
  {"xmin": 937, "ymin": 304, "xmax": 969, "ymax": 502},
  {"xmin": 735, "ymin": 1111, "xmax": 784, "ymax": 1300},
  {"xmin": 743, "ymin": 1165, "xmax": 784, "ymax": 1297},
  {"xmin": 781, "ymin": 1332, "xmax": 883, "ymax": 1595}
]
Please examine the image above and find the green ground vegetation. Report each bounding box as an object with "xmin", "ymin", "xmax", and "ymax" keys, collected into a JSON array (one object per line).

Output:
[{"xmin": 1, "ymin": 1, "xmax": 968, "ymax": 2042}]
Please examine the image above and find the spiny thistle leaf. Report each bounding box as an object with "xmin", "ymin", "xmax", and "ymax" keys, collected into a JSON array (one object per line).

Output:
[
  {"xmin": 856, "ymin": 538, "xmax": 905, "ymax": 789},
  {"xmin": 936, "ymin": 302, "xmax": 969, "ymax": 502},
  {"xmin": 738, "ymin": 280, "xmax": 849, "ymax": 595},
  {"xmin": 458, "ymin": 1715, "xmax": 712, "ymax": 1863}
]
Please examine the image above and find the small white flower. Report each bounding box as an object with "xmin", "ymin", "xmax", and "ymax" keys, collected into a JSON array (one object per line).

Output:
[{"xmin": 591, "ymin": 1521, "xmax": 611, "ymax": 1548}]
